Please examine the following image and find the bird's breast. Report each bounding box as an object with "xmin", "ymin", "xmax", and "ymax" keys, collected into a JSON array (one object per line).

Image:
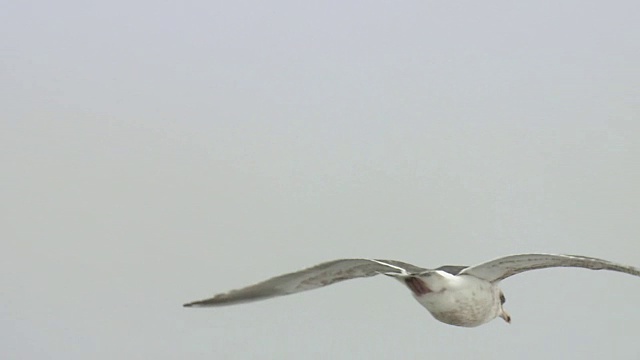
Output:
[{"xmin": 413, "ymin": 275, "xmax": 500, "ymax": 327}]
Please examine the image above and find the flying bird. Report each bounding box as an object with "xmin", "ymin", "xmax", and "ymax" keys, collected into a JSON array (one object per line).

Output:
[{"xmin": 183, "ymin": 254, "xmax": 640, "ymax": 327}]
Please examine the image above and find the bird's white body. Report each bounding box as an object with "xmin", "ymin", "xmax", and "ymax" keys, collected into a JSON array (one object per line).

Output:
[{"xmin": 409, "ymin": 271, "xmax": 502, "ymax": 327}]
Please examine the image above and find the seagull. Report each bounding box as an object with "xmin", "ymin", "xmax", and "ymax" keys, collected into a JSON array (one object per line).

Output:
[{"xmin": 183, "ymin": 254, "xmax": 640, "ymax": 327}]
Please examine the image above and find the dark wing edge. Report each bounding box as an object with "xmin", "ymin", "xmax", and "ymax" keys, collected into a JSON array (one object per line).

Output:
[
  {"xmin": 183, "ymin": 258, "xmax": 428, "ymax": 307},
  {"xmin": 460, "ymin": 253, "xmax": 640, "ymax": 283}
]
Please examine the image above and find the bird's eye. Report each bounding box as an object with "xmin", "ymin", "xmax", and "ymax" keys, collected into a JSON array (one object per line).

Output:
[{"xmin": 499, "ymin": 293, "xmax": 506, "ymax": 304}]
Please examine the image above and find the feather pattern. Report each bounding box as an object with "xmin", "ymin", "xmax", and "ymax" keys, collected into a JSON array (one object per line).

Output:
[
  {"xmin": 184, "ymin": 259, "xmax": 428, "ymax": 307},
  {"xmin": 460, "ymin": 254, "xmax": 640, "ymax": 282}
]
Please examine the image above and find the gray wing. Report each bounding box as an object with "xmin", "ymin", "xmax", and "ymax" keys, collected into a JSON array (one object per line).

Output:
[
  {"xmin": 184, "ymin": 259, "xmax": 427, "ymax": 307},
  {"xmin": 460, "ymin": 253, "xmax": 640, "ymax": 283}
]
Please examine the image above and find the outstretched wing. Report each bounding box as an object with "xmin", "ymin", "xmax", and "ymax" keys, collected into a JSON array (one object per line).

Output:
[
  {"xmin": 184, "ymin": 259, "xmax": 427, "ymax": 307},
  {"xmin": 460, "ymin": 253, "xmax": 640, "ymax": 283}
]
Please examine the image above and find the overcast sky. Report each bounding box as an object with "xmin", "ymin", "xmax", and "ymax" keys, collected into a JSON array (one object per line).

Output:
[{"xmin": 2, "ymin": 1, "xmax": 640, "ymax": 359}]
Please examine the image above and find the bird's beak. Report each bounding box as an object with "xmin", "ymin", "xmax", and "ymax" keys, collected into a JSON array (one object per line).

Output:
[{"xmin": 499, "ymin": 310, "xmax": 511, "ymax": 324}]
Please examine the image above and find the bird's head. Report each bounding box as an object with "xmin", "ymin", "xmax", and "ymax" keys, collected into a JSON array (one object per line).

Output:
[{"xmin": 497, "ymin": 290, "xmax": 511, "ymax": 324}]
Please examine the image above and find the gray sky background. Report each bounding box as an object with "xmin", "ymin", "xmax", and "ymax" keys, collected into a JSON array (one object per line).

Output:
[{"xmin": 2, "ymin": 1, "xmax": 640, "ymax": 359}]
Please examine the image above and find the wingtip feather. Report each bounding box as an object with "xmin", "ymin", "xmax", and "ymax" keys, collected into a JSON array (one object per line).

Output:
[{"xmin": 183, "ymin": 301, "xmax": 203, "ymax": 307}]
